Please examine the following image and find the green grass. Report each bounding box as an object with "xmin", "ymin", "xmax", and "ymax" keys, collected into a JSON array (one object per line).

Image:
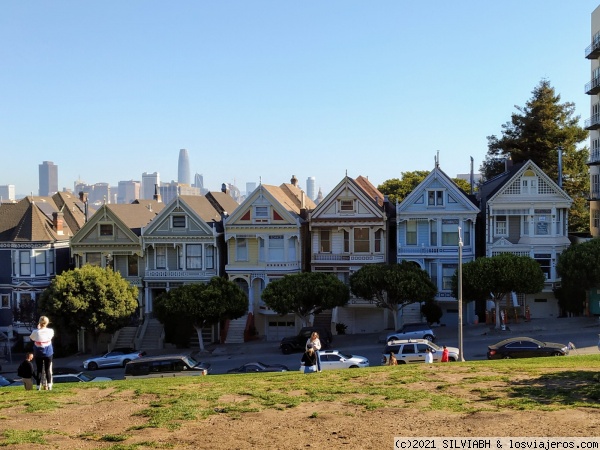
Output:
[{"xmin": 0, "ymin": 354, "xmax": 598, "ymax": 444}]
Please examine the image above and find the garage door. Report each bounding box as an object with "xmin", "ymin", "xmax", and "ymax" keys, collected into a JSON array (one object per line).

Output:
[{"xmin": 267, "ymin": 320, "xmax": 296, "ymax": 341}]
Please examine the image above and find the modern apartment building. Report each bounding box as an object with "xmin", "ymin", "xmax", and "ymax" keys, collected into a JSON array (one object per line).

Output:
[
  {"xmin": 0, "ymin": 185, "xmax": 15, "ymax": 202},
  {"xmin": 587, "ymin": 5, "xmax": 600, "ymax": 237},
  {"xmin": 117, "ymin": 180, "xmax": 141, "ymax": 204},
  {"xmin": 141, "ymin": 172, "xmax": 160, "ymax": 200},
  {"xmin": 38, "ymin": 161, "xmax": 58, "ymax": 197}
]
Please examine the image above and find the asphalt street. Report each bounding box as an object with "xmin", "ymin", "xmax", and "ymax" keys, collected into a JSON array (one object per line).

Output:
[{"xmin": 2, "ymin": 316, "xmax": 599, "ymax": 381}]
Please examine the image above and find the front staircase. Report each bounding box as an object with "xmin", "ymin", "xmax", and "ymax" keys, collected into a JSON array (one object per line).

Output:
[
  {"xmin": 139, "ymin": 318, "xmax": 164, "ymax": 350},
  {"xmin": 224, "ymin": 314, "xmax": 246, "ymax": 344},
  {"xmin": 111, "ymin": 326, "xmax": 137, "ymax": 350}
]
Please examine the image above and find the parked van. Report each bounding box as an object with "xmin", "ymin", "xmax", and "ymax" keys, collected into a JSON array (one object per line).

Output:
[{"xmin": 124, "ymin": 354, "xmax": 211, "ymax": 379}]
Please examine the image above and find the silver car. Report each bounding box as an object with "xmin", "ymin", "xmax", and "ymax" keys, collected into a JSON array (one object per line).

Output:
[
  {"xmin": 83, "ymin": 348, "xmax": 145, "ymax": 370},
  {"xmin": 381, "ymin": 339, "xmax": 459, "ymax": 364},
  {"xmin": 301, "ymin": 350, "xmax": 369, "ymax": 371},
  {"xmin": 386, "ymin": 323, "xmax": 436, "ymax": 342}
]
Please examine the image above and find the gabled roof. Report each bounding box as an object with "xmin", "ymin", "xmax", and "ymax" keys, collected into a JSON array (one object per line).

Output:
[
  {"xmin": 131, "ymin": 199, "xmax": 165, "ymax": 213},
  {"xmin": 397, "ymin": 165, "xmax": 479, "ymax": 214},
  {"xmin": 205, "ymin": 191, "xmax": 240, "ymax": 216},
  {"xmin": 354, "ymin": 175, "xmax": 384, "ymax": 207},
  {"xmin": 142, "ymin": 195, "xmax": 220, "ymax": 237},
  {"xmin": 0, "ymin": 196, "xmax": 73, "ymax": 243},
  {"xmin": 107, "ymin": 204, "xmax": 163, "ymax": 235}
]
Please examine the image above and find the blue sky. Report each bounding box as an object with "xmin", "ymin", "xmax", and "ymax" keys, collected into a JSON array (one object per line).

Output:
[{"xmin": 1, "ymin": 1, "xmax": 598, "ymax": 198}]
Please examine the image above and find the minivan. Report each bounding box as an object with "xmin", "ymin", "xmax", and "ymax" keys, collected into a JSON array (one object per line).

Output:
[{"xmin": 124, "ymin": 354, "xmax": 211, "ymax": 379}]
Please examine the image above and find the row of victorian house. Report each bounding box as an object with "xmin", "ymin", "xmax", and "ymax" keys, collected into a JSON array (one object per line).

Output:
[{"xmin": 0, "ymin": 159, "xmax": 578, "ymax": 350}]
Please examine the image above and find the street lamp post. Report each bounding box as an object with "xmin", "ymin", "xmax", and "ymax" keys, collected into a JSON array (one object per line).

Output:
[{"xmin": 458, "ymin": 227, "xmax": 465, "ymax": 361}]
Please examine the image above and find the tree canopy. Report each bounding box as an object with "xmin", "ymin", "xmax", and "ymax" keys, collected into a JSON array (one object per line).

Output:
[
  {"xmin": 349, "ymin": 262, "xmax": 437, "ymax": 330},
  {"xmin": 481, "ymin": 79, "xmax": 589, "ymax": 232},
  {"xmin": 153, "ymin": 277, "xmax": 247, "ymax": 351},
  {"xmin": 261, "ymin": 272, "xmax": 349, "ymax": 326},
  {"xmin": 452, "ymin": 254, "xmax": 545, "ymax": 328},
  {"xmin": 378, "ymin": 170, "xmax": 473, "ymax": 205},
  {"xmin": 556, "ymin": 238, "xmax": 600, "ymax": 315},
  {"xmin": 39, "ymin": 265, "xmax": 139, "ymax": 353}
]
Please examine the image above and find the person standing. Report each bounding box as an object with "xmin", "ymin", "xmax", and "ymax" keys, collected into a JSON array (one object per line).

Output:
[
  {"xmin": 441, "ymin": 346, "xmax": 449, "ymax": 363},
  {"xmin": 306, "ymin": 332, "xmax": 322, "ymax": 372},
  {"xmin": 30, "ymin": 316, "xmax": 54, "ymax": 391},
  {"xmin": 17, "ymin": 352, "xmax": 35, "ymax": 391},
  {"xmin": 301, "ymin": 344, "xmax": 318, "ymax": 373},
  {"xmin": 425, "ymin": 348, "xmax": 433, "ymax": 364}
]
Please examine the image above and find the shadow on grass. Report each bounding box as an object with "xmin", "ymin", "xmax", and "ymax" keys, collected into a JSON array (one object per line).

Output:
[{"xmin": 507, "ymin": 370, "xmax": 600, "ymax": 407}]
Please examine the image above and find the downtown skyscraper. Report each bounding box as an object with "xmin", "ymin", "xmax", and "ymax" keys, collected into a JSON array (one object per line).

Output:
[
  {"xmin": 39, "ymin": 161, "xmax": 58, "ymax": 196},
  {"xmin": 178, "ymin": 149, "xmax": 191, "ymax": 185}
]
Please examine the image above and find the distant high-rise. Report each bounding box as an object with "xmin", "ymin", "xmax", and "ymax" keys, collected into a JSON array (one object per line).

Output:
[
  {"xmin": 0, "ymin": 185, "xmax": 15, "ymax": 201},
  {"xmin": 178, "ymin": 149, "xmax": 191, "ymax": 185},
  {"xmin": 306, "ymin": 177, "xmax": 315, "ymax": 200},
  {"xmin": 141, "ymin": 172, "xmax": 160, "ymax": 200},
  {"xmin": 118, "ymin": 180, "xmax": 141, "ymax": 204},
  {"xmin": 193, "ymin": 173, "xmax": 204, "ymax": 190},
  {"xmin": 246, "ymin": 182, "xmax": 257, "ymax": 196},
  {"xmin": 39, "ymin": 161, "xmax": 58, "ymax": 196}
]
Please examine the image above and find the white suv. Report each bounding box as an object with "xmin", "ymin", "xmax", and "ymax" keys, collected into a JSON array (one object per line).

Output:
[
  {"xmin": 381, "ymin": 339, "xmax": 459, "ymax": 365},
  {"xmin": 300, "ymin": 350, "xmax": 369, "ymax": 371}
]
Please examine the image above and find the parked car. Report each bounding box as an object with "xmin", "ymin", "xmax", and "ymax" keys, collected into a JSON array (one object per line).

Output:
[
  {"xmin": 83, "ymin": 349, "xmax": 146, "ymax": 370},
  {"xmin": 487, "ymin": 337, "xmax": 569, "ymax": 359},
  {"xmin": 0, "ymin": 375, "xmax": 17, "ymax": 387},
  {"xmin": 53, "ymin": 372, "xmax": 113, "ymax": 383},
  {"xmin": 280, "ymin": 326, "xmax": 332, "ymax": 354},
  {"xmin": 386, "ymin": 323, "xmax": 436, "ymax": 343},
  {"xmin": 124, "ymin": 354, "xmax": 211, "ymax": 379},
  {"xmin": 301, "ymin": 350, "xmax": 369, "ymax": 371},
  {"xmin": 381, "ymin": 339, "xmax": 459, "ymax": 364},
  {"xmin": 227, "ymin": 362, "xmax": 290, "ymax": 374}
]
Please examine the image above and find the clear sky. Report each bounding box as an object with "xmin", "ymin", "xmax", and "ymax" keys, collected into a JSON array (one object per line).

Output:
[{"xmin": 1, "ymin": 1, "xmax": 598, "ymax": 199}]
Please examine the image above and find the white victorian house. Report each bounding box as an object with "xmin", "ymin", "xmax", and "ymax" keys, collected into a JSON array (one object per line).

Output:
[
  {"xmin": 309, "ymin": 175, "xmax": 391, "ymax": 334},
  {"xmin": 397, "ymin": 163, "xmax": 479, "ymax": 326},
  {"xmin": 478, "ymin": 160, "xmax": 573, "ymax": 318}
]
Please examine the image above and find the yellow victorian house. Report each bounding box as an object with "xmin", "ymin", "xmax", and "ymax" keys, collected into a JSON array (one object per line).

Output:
[{"xmin": 223, "ymin": 176, "xmax": 315, "ymax": 343}]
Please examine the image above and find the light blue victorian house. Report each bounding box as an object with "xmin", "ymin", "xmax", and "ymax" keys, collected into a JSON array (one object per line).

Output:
[{"xmin": 396, "ymin": 160, "xmax": 479, "ymax": 326}]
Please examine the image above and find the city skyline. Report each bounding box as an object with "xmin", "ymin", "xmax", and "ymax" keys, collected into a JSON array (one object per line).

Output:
[{"xmin": 1, "ymin": 2, "xmax": 597, "ymax": 197}]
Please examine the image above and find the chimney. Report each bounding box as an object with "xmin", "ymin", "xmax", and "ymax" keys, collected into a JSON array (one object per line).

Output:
[
  {"xmin": 291, "ymin": 175, "xmax": 298, "ymax": 187},
  {"xmin": 221, "ymin": 183, "xmax": 228, "ymax": 194},
  {"xmin": 469, "ymin": 156, "xmax": 474, "ymax": 195},
  {"xmin": 153, "ymin": 184, "xmax": 162, "ymax": 202},
  {"xmin": 504, "ymin": 156, "xmax": 513, "ymax": 172},
  {"xmin": 557, "ymin": 146, "xmax": 563, "ymax": 188},
  {"xmin": 301, "ymin": 190, "xmax": 305, "ymax": 209},
  {"xmin": 52, "ymin": 211, "xmax": 64, "ymax": 235},
  {"xmin": 79, "ymin": 191, "xmax": 89, "ymax": 222}
]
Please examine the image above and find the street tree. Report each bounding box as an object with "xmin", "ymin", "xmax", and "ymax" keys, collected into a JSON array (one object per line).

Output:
[
  {"xmin": 452, "ymin": 254, "xmax": 545, "ymax": 328},
  {"xmin": 378, "ymin": 171, "xmax": 473, "ymax": 205},
  {"xmin": 481, "ymin": 79, "xmax": 589, "ymax": 232},
  {"xmin": 556, "ymin": 238, "xmax": 600, "ymax": 315},
  {"xmin": 349, "ymin": 262, "xmax": 437, "ymax": 331},
  {"xmin": 153, "ymin": 277, "xmax": 247, "ymax": 351},
  {"xmin": 39, "ymin": 265, "xmax": 139, "ymax": 353},
  {"xmin": 261, "ymin": 272, "xmax": 349, "ymax": 326}
]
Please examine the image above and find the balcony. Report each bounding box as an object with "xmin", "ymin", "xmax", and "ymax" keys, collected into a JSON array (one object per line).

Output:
[
  {"xmin": 589, "ymin": 149, "xmax": 600, "ymax": 165},
  {"xmin": 144, "ymin": 269, "xmax": 217, "ymax": 280},
  {"xmin": 397, "ymin": 245, "xmax": 474, "ymax": 256},
  {"xmin": 585, "ymin": 35, "xmax": 600, "ymax": 59},
  {"xmin": 585, "ymin": 77, "xmax": 600, "ymax": 95},
  {"xmin": 590, "ymin": 190, "xmax": 600, "ymax": 201},
  {"xmin": 312, "ymin": 253, "xmax": 385, "ymax": 263},
  {"xmin": 585, "ymin": 113, "xmax": 600, "ymax": 130}
]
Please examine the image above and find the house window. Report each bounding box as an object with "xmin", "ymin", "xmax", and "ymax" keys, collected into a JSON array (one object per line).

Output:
[
  {"xmin": 289, "ymin": 236, "xmax": 298, "ymax": 261},
  {"xmin": 534, "ymin": 254, "xmax": 551, "ymax": 280},
  {"xmin": 172, "ymin": 215, "xmax": 186, "ymax": 228},
  {"xmin": 428, "ymin": 190, "xmax": 444, "ymax": 206},
  {"xmin": 442, "ymin": 264, "xmax": 457, "ymax": 290},
  {"xmin": 156, "ymin": 246, "xmax": 167, "ymax": 269},
  {"xmin": 343, "ymin": 230, "xmax": 350, "ymax": 252},
  {"xmin": 534, "ymin": 213, "xmax": 550, "ymax": 236},
  {"xmin": 340, "ymin": 200, "xmax": 354, "ymax": 212},
  {"xmin": 594, "ymin": 210, "xmax": 600, "ymax": 229},
  {"xmin": 19, "ymin": 251, "xmax": 31, "ymax": 276},
  {"xmin": 430, "ymin": 220, "xmax": 437, "ymax": 246},
  {"xmin": 406, "ymin": 221, "xmax": 417, "ymax": 245},
  {"xmin": 48, "ymin": 250, "xmax": 54, "ymax": 275},
  {"xmin": 495, "ymin": 216, "xmax": 507, "ymax": 235},
  {"xmin": 269, "ymin": 235, "xmax": 284, "ymax": 261},
  {"xmin": 186, "ymin": 244, "xmax": 202, "ymax": 269},
  {"xmin": 128, "ymin": 255, "xmax": 138, "ymax": 277},
  {"xmin": 236, "ymin": 238, "xmax": 248, "ymax": 261},
  {"xmin": 100, "ymin": 224, "xmax": 114, "ymax": 236},
  {"xmin": 462, "ymin": 222, "xmax": 471, "ymax": 247},
  {"xmin": 205, "ymin": 245, "xmax": 214, "ymax": 269},
  {"xmin": 258, "ymin": 238, "xmax": 265, "ymax": 261},
  {"xmin": 86, "ymin": 252, "xmax": 101, "ymax": 266},
  {"xmin": 442, "ymin": 219, "xmax": 459, "ymax": 246},
  {"xmin": 429, "ymin": 262, "xmax": 438, "ymax": 289},
  {"xmin": 254, "ymin": 206, "xmax": 268, "ymax": 219},
  {"xmin": 354, "ymin": 228, "xmax": 369, "ymax": 253},
  {"xmin": 592, "ymin": 174, "xmax": 600, "ymax": 198},
  {"xmin": 374, "ymin": 229, "xmax": 383, "ymax": 253},
  {"xmin": 320, "ymin": 231, "xmax": 331, "ymax": 253},
  {"xmin": 34, "ymin": 251, "xmax": 46, "ymax": 276},
  {"xmin": 0, "ymin": 294, "xmax": 8, "ymax": 309}
]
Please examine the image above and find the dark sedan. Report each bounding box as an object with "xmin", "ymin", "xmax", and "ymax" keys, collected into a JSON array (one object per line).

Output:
[
  {"xmin": 227, "ymin": 362, "xmax": 290, "ymax": 374},
  {"xmin": 487, "ymin": 337, "xmax": 569, "ymax": 359}
]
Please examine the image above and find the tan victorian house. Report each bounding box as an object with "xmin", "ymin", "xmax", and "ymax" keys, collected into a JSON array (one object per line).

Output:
[
  {"xmin": 309, "ymin": 175, "xmax": 390, "ymax": 334},
  {"xmin": 224, "ymin": 177, "xmax": 315, "ymax": 342}
]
